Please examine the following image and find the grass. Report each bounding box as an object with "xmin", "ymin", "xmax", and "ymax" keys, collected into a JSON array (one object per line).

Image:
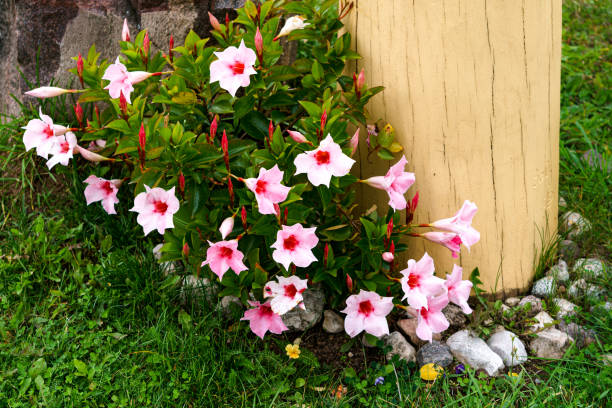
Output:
[{"xmin": 0, "ymin": 0, "xmax": 611, "ymax": 406}]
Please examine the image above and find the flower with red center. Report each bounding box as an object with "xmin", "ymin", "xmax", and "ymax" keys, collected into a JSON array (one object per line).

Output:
[
  {"xmin": 22, "ymin": 108, "xmax": 67, "ymax": 159},
  {"xmin": 241, "ymin": 300, "xmax": 288, "ymax": 339},
  {"xmin": 263, "ymin": 275, "xmax": 308, "ymax": 315},
  {"xmin": 244, "ymin": 165, "xmax": 291, "ymax": 215},
  {"xmin": 399, "ymin": 252, "xmax": 446, "ymax": 310},
  {"xmin": 421, "ymin": 231, "xmax": 463, "ymax": 258},
  {"xmin": 130, "ymin": 185, "xmax": 180, "ymax": 236},
  {"xmin": 46, "ymin": 132, "xmax": 77, "ymax": 170},
  {"xmin": 102, "ymin": 57, "xmax": 156, "ymax": 104},
  {"xmin": 431, "ymin": 201, "xmax": 480, "ymax": 249},
  {"xmin": 271, "ymin": 224, "xmax": 318, "ymax": 270},
  {"xmin": 363, "ymin": 155, "xmax": 415, "ymax": 211},
  {"xmin": 209, "ymin": 40, "xmax": 257, "ymax": 97},
  {"xmin": 293, "ymin": 134, "xmax": 355, "ymax": 187},
  {"xmin": 444, "ymin": 264, "xmax": 473, "ymax": 314},
  {"xmin": 201, "ymin": 239, "xmax": 247, "ymax": 279},
  {"xmin": 416, "ymin": 293, "xmax": 450, "ymax": 342},
  {"xmin": 83, "ymin": 175, "xmax": 121, "ymax": 215},
  {"xmin": 341, "ymin": 290, "xmax": 394, "ymax": 338}
]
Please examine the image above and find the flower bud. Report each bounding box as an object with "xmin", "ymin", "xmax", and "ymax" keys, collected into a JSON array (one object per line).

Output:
[
  {"xmin": 182, "ymin": 242, "xmax": 190, "ymax": 257},
  {"xmin": 119, "ymin": 91, "xmax": 128, "ymax": 115},
  {"xmin": 208, "ymin": 12, "xmax": 222, "ymax": 32},
  {"xmin": 143, "ymin": 31, "xmax": 150, "ymax": 56},
  {"xmin": 386, "ymin": 218, "xmax": 393, "ymax": 240},
  {"xmin": 287, "ymin": 130, "xmax": 307, "ymax": 144},
  {"xmin": 219, "ymin": 216, "xmax": 234, "ymax": 239},
  {"xmin": 382, "ymin": 252, "xmax": 394, "ymax": 263},
  {"xmin": 77, "ymin": 53, "xmax": 84, "ymax": 87},
  {"xmin": 178, "ymin": 172, "xmax": 185, "ymax": 194},
  {"xmin": 346, "ymin": 273, "xmax": 353, "ymax": 293},
  {"xmin": 357, "ymin": 68, "xmax": 365, "ymax": 91},
  {"xmin": 169, "ymin": 35, "xmax": 174, "ymax": 62},
  {"xmin": 221, "ymin": 130, "xmax": 229, "ymax": 170},
  {"xmin": 268, "ymin": 120, "xmax": 274, "ymax": 146},
  {"xmin": 320, "ymin": 109, "xmax": 327, "ymax": 131},
  {"xmin": 273, "ymin": 203, "xmax": 280, "ymax": 218},
  {"xmin": 241, "ymin": 206, "xmax": 247, "ymax": 229},
  {"xmin": 390, "ymin": 240, "xmax": 395, "ymax": 254},
  {"xmin": 283, "ymin": 207, "xmax": 288, "ymax": 224},
  {"xmin": 209, "ymin": 115, "xmax": 218, "ymax": 143},
  {"xmin": 228, "ymin": 177, "xmax": 235, "ymax": 207},
  {"xmin": 255, "ymin": 26, "xmax": 263, "ymax": 63},
  {"xmin": 95, "ymin": 104, "xmax": 100, "ymax": 124},
  {"xmin": 74, "ymin": 102, "xmax": 83, "ymax": 127},
  {"xmin": 122, "ymin": 18, "xmax": 130, "ymax": 42},
  {"xmin": 349, "ymin": 128, "xmax": 359, "ymax": 157},
  {"xmin": 75, "ymin": 145, "xmax": 111, "ymax": 162},
  {"xmin": 323, "ymin": 243, "xmax": 329, "ymax": 268},
  {"xmin": 24, "ymin": 87, "xmax": 77, "ymax": 99},
  {"xmin": 139, "ymin": 123, "xmax": 146, "ymax": 152}
]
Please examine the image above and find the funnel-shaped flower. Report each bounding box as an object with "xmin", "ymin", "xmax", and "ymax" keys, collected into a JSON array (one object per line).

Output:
[
  {"xmin": 244, "ymin": 165, "xmax": 290, "ymax": 215},
  {"xmin": 241, "ymin": 301, "xmax": 288, "ymax": 339},
  {"xmin": 103, "ymin": 58, "xmax": 155, "ymax": 104},
  {"xmin": 341, "ymin": 290, "xmax": 394, "ymax": 338},
  {"xmin": 209, "ymin": 40, "xmax": 257, "ymax": 97},
  {"xmin": 201, "ymin": 239, "xmax": 247, "ymax": 279},
  {"xmin": 264, "ymin": 275, "xmax": 308, "ymax": 315},
  {"xmin": 274, "ymin": 16, "xmax": 309, "ymax": 40},
  {"xmin": 399, "ymin": 252, "xmax": 446, "ymax": 310},
  {"xmin": 416, "ymin": 293, "xmax": 450, "ymax": 342},
  {"xmin": 445, "ymin": 265, "xmax": 473, "ymax": 314},
  {"xmin": 22, "ymin": 108, "xmax": 63, "ymax": 159},
  {"xmin": 294, "ymin": 134, "xmax": 355, "ymax": 187},
  {"xmin": 83, "ymin": 175, "xmax": 121, "ymax": 214},
  {"xmin": 130, "ymin": 185, "xmax": 180, "ymax": 235},
  {"xmin": 363, "ymin": 155, "xmax": 415, "ymax": 211},
  {"xmin": 421, "ymin": 231, "xmax": 462, "ymax": 258},
  {"xmin": 46, "ymin": 132, "xmax": 77, "ymax": 169},
  {"xmin": 271, "ymin": 224, "xmax": 318, "ymax": 270},
  {"xmin": 431, "ymin": 201, "xmax": 480, "ymax": 248}
]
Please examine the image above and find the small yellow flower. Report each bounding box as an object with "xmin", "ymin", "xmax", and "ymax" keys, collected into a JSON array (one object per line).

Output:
[
  {"xmin": 286, "ymin": 343, "xmax": 301, "ymax": 359},
  {"xmin": 420, "ymin": 363, "xmax": 443, "ymax": 381},
  {"xmin": 383, "ymin": 123, "xmax": 394, "ymax": 134},
  {"xmin": 508, "ymin": 371, "xmax": 519, "ymax": 377}
]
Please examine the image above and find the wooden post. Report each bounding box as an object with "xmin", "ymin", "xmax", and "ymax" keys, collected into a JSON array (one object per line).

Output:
[{"xmin": 346, "ymin": 0, "xmax": 561, "ymax": 294}]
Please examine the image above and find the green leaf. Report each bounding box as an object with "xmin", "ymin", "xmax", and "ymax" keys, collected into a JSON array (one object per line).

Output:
[
  {"xmin": 172, "ymin": 91, "xmax": 197, "ymax": 105},
  {"xmin": 73, "ymin": 359, "xmax": 88, "ymax": 376},
  {"xmin": 312, "ymin": 60, "xmax": 324, "ymax": 81},
  {"xmin": 376, "ymin": 148, "xmax": 395, "ymax": 160},
  {"xmin": 298, "ymin": 101, "xmax": 321, "ymax": 118},
  {"xmin": 178, "ymin": 309, "xmax": 192, "ymax": 330},
  {"xmin": 106, "ymin": 119, "xmax": 132, "ymax": 133}
]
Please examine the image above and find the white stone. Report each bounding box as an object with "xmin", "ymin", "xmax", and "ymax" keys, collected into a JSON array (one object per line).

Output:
[
  {"xmin": 553, "ymin": 298, "xmax": 577, "ymax": 319},
  {"xmin": 505, "ymin": 297, "xmax": 521, "ymax": 307},
  {"xmin": 561, "ymin": 212, "xmax": 591, "ymax": 238},
  {"xmin": 572, "ymin": 258, "xmax": 605, "ymax": 281},
  {"xmin": 487, "ymin": 330, "xmax": 528, "ymax": 367},
  {"xmin": 568, "ymin": 279, "xmax": 587, "ymax": 298},
  {"xmin": 547, "ymin": 260, "xmax": 569, "ymax": 282},
  {"xmin": 532, "ymin": 276, "xmax": 556, "ymax": 297},
  {"xmin": 529, "ymin": 311, "xmax": 555, "ymax": 332},
  {"xmin": 530, "ymin": 328, "xmax": 571, "ymax": 359},
  {"xmin": 446, "ymin": 330, "xmax": 505, "ymax": 376},
  {"xmin": 282, "ymin": 288, "xmax": 325, "ymax": 331},
  {"xmin": 383, "ymin": 332, "xmax": 416, "ymax": 363},
  {"xmin": 322, "ymin": 310, "xmax": 344, "ymax": 334}
]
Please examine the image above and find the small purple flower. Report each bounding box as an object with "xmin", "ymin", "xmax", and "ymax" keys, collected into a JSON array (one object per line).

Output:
[
  {"xmin": 455, "ymin": 363, "xmax": 465, "ymax": 375},
  {"xmin": 374, "ymin": 376, "xmax": 385, "ymax": 385}
]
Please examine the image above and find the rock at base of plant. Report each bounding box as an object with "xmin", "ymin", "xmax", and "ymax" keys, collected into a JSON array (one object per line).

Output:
[
  {"xmin": 553, "ymin": 298, "xmax": 577, "ymax": 319},
  {"xmin": 557, "ymin": 321, "xmax": 596, "ymax": 349},
  {"xmin": 572, "ymin": 258, "xmax": 605, "ymax": 281},
  {"xmin": 322, "ymin": 310, "xmax": 344, "ymax": 334},
  {"xmin": 561, "ymin": 212, "xmax": 591, "ymax": 238},
  {"xmin": 591, "ymin": 301, "xmax": 612, "ymax": 313},
  {"xmin": 505, "ymin": 297, "xmax": 521, "ymax": 307},
  {"xmin": 532, "ymin": 276, "xmax": 556, "ymax": 297},
  {"xmin": 397, "ymin": 318, "xmax": 441, "ymax": 346},
  {"xmin": 383, "ymin": 332, "xmax": 416, "ymax": 363},
  {"xmin": 547, "ymin": 260, "xmax": 570, "ymax": 282},
  {"xmin": 180, "ymin": 275, "xmax": 219, "ymax": 306},
  {"xmin": 416, "ymin": 341, "xmax": 453, "ymax": 368},
  {"xmin": 529, "ymin": 311, "xmax": 555, "ymax": 333},
  {"xmin": 559, "ymin": 240, "xmax": 579, "ymax": 260},
  {"xmin": 217, "ymin": 295, "xmax": 243, "ymax": 319},
  {"xmin": 282, "ymin": 288, "xmax": 325, "ymax": 331},
  {"xmin": 446, "ymin": 330, "xmax": 505, "ymax": 376},
  {"xmin": 442, "ymin": 304, "xmax": 468, "ymax": 328},
  {"xmin": 517, "ymin": 295, "xmax": 543, "ymax": 316},
  {"xmin": 486, "ymin": 330, "xmax": 528, "ymax": 367},
  {"xmin": 529, "ymin": 328, "xmax": 571, "ymax": 359}
]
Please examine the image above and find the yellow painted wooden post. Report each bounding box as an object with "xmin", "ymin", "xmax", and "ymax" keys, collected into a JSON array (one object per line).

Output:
[{"xmin": 346, "ymin": 0, "xmax": 561, "ymax": 294}]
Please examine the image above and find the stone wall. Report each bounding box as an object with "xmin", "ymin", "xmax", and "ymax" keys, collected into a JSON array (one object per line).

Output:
[{"xmin": 0, "ymin": 0, "xmax": 245, "ymax": 116}]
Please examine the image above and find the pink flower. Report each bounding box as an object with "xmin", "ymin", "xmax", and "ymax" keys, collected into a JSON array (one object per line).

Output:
[
  {"xmin": 363, "ymin": 155, "xmax": 415, "ymax": 211},
  {"xmin": 274, "ymin": 16, "xmax": 309, "ymax": 40},
  {"xmin": 287, "ymin": 130, "xmax": 308, "ymax": 144},
  {"xmin": 122, "ymin": 18, "xmax": 130, "ymax": 42},
  {"xmin": 349, "ymin": 128, "xmax": 359, "ymax": 157},
  {"xmin": 46, "ymin": 132, "xmax": 77, "ymax": 169},
  {"xmin": 416, "ymin": 293, "xmax": 450, "ymax": 342},
  {"xmin": 399, "ymin": 252, "xmax": 446, "ymax": 310},
  {"xmin": 83, "ymin": 175, "xmax": 121, "ymax": 215},
  {"xmin": 382, "ymin": 252, "xmax": 394, "ymax": 263},
  {"xmin": 244, "ymin": 165, "xmax": 290, "ymax": 215},
  {"xmin": 130, "ymin": 185, "xmax": 180, "ymax": 235},
  {"xmin": 293, "ymin": 134, "xmax": 355, "ymax": 187},
  {"xmin": 219, "ymin": 216, "xmax": 234, "ymax": 239},
  {"xmin": 102, "ymin": 57, "xmax": 155, "ymax": 104},
  {"xmin": 22, "ymin": 108, "xmax": 66, "ymax": 159},
  {"xmin": 445, "ymin": 265, "xmax": 473, "ymax": 314},
  {"xmin": 241, "ymin": 301, "xmax": 288, "ymax": 339},
  {"xmin": 431, "ymin": 201, "xmax": 480, "ymax": 248},
  {"xmin": 209, "ymin": 40, "xmax": 257, "ymax": 97},
  {"xmin": 264, "ymin": 275, "xmax": 308, "ymax": 315},
  {"xmin": 271, "ymin": 224, "xmax": 318, "ymax": 270},
  {"xmin": 75, "ymin": 145, "xmax": 111, "ymax": 162},
  {"xmin": 341, "ymin": 290, "xmax": 394, "ymax": 338},
  {"xmin": 421, "ymin": 231, "xmax": 462, "ymax": 258},
  {"xmin": 201, "ymin": 240, "xmax": 247, "ymax": 279},
  {"xmin": 24, "ymin": 86, "xmax": 77, "ymax": 99}
]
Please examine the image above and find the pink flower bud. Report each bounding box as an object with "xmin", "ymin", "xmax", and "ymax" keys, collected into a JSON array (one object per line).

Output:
[
  {"xmin": 390, "ymin": 240, "xmax": 395, "ymax": 254},
  {"xmin": 122, "ymin": 18, "xmax": 130, "ymax": 42},
  {"xmin": 221, "ymin": 130, "xmax": 229, "ymax": 170},
  {"xmin": 169, "ymin": 35, "xmax": 174, "ymax": 61},
  {"xmin": 119, "ymin": 91, "xmax": 128, "ymax": 115},
  {"xmin": 75, "ymin": 145, "xmax": 111, "ymax": 162},
  {"xmin": 386, "ymin": 218, "xmax": 393, "ymax": 240},
  {"xmin": 382, "ymin": 252, "xmax": 394, "ymax": 263},
  {"xmin": 268, "ymin": 120, "xmax": 274, "ymax": 145},
  {"xmin": 143, "ymin": 31, "xmax": 150, "ymax": 56},
  {"xmin": 182, "ymin": 242, "xmax": 190, "ymax": 257},
  {"xmin": 241, "ymin": 206, "xmax": 247, "ymax": 229},
  {"xmin": 139, "ymin": 123, "xmax": 146, "ymax": 152},
  {"xmin": 219, "ymin": 216, "xmax": 234, "ymax": 239},
  {"xmin": 178, "ymin": 172, "xmax": 185, "ymax": 194},
  {"xmin": 320, "ymin": 109, "xmax": 327, "ymax": 131},
  {"xmin": 128, "ymin": 71, "xmax": 157, "ymax": 84},
  {"xmin": 24, "ymin": 87, "xmax": 77, "ymax": 99},
  {"xmin": 208, "ymin": 12, "xmax": 222, "ymax": 32},
  {"xmin": 228, "ymin": 177, "xmax": 235, "ymax": 207},
  {"xmin": 346, "ymin": 273, "xmax": 353, "ymax": 293},
  {"xmin": 357, "ymin": 68, "xmax": 365, "ymax": 91},
  {"xmin": 74, "ymin": 103, "xmax": 83, "ymax": 126},
  {"xmin": 255, "ymin": 26, "xmax": 263, "ymax": 60},
  {"xmin": 323, "ymin": 243, "xmax": 329, "ymax": 268},
  {"xmin": 287, "ymin": 130, "xmax": 307, "ymax": 144},
  {"xmin": 77, "ymin": 53, "xmax": 84, "ymax": 86},
  {"xmin": 349, "ymin": 128, "xmax": 359, "ymax": 157},
  {"xmin": 273, "ymin": 203, "xmax": 280, "ymax": 218},
  {"xmin": 210, "ymin": 115, "xmax": 218, "ymax": 142}
]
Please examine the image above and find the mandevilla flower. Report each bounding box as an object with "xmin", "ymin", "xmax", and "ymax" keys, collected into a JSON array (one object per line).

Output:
[
  {"xmin": 349, "ymin": 128, "xmax": 359, "ymax": 157},
  {"xmin": 363, "ymin": 155, "xmax": 415, "ymax": 211},
  {"xmin": 201, "ymin": 239, "xmax": 247, "ymax": 279},
  {"xmin": 421, "ymin": 231, "xmax": 462, "ymax": 258},
  {"xmin": 294, "ymin": 134, "xmax": 355, "ymax": 187},
  {"xmin": 444, "ymin": 265, "xmax": 473, "ymax": 314},
  {"xmin": 274, "ymin": 15, "xmax": 309, "ymax": 41},
  {"xmin": 399, "ymin": 252, "xmax": 446, "ymax": 310},
  {"xmin": 209, "ymin": 39, "xmax": 257, "ymax": 97},
  {"xmin": 24, "ymin": 86, "xmax": 78, "ymax": 99},
  {"xmin": 264, "ymin": 275, "xmax": 308, "ymax": 315},
  {"xmin": 218, "ymin": 216, "xmax": 234, "ymax": 239},
  {"xmin": 84, "ymin": 175, "xmax": 121, "ymax": 215},
  {"xmin": 287, "ymin": 130, "xmax": 308, "ymax": 144},
  {"xmin": 121, "ymin": 18, "xmax": 130, "ymax": 42},
  {"xmin": 241, "ymin": 301, "xmax": 288, "ymax": 339},
  {"xmin": 244, "ymin": 165, "xmax": 290, "ymax": 215},
  {"xmin": 430, "ymin": 201, "xmax": 480, "ymax": 249},
  {"xmin": 102, "ymin": 57, "xmax": 157, "ymax": 104},
  {"xmin": 341, "ymin": 290, "xmax": 393, "ymax": 338},
  {"xmin": 416, "ymin": 293, "xmax": 450, "ymax": 342},
  {"xmin": 271, "ymin": 224, "xmax": 318, "ymax": 270},
  {"xmin": 382, "ymin": 252, "xmax": 394, "ymax": 263},
  {"xmin": 130, "ymin": 185, "xmax": 180, "ymax": 235},
  {"xmin": 22, "ymin": 108, "xmax": 67, "ymax": 159},
  {"xmin": 46, "ymin": 132, "xmax": 77, "ymax": 170}
]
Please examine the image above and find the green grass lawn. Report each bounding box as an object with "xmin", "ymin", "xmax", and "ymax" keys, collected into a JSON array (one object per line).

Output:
[{"xmin": 0, "ymin": 1, "xmax": 610, "ymax": 406}]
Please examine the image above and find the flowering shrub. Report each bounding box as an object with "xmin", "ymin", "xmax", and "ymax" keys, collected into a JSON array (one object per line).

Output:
[{"xmin": 21, "ymin": 0, "xmax": 480, "ymax": 342}]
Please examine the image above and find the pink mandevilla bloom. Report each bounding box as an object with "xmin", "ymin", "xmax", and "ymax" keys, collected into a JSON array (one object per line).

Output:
[
  {"xmin": 244, "ymin": 165, "xmax": 290, "ymax": 215},
  {"xmin": 209, "ymin": 40, "xmax": 257, "ymax": 97},
  {"xmin": 102, "ymin": 57, "xmax": 154, "ymax": 104},
  {"xmin": 46, "ymin": 132, "xmax": 77, "ymax": 170},
  {"xmin": 421, "ymin": 231, "xmax": 462, "ymax": 258},
  {"xmin": 201, "ymin": 240, "xmax": 247, "ymax": 280},
  {"xmin": 271, "ymin": 224, "xmax": 318, "ymax": 270},
  {"xmin": 363, "ymin": 155, "xmax": 415, "ymax": 211},
  {"xmin": 264, "ymin": 275, "xmax": 308, "ymax": 315},
  {"xmin": 445, "ymin": 265, "xmax": 473, "ymax": 314},
  {"xmin": 431, "ymin": 200, "xmax": 480, "ymax": 248},
  {"xmin": 130, "ymin": 185, "xmax": 180, "ymax": 235},
  {"xmin": 241, "ymin": 301, "xmax": 288, "ymax": 339},
  {"xmin": 293, "ymin": 134, "xmax": 355, "ymax": 187},
  {"xmin": 83, "ymin": 175, "xmax": 121, "ymax": 215},
  {"xmin": 399, "ymin": 252, "xmax": 446, "ymax": 310},
  {"xmin": 341, "ymin": 290, "xmax": 394, "ymax": 338},
  {"xmin": 416, "ymin": 293, "xmax": 450, "ymax": 342},
  {"xmin": 22, "ymin": 108, "xmax": 67, "ymax": 159}
]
